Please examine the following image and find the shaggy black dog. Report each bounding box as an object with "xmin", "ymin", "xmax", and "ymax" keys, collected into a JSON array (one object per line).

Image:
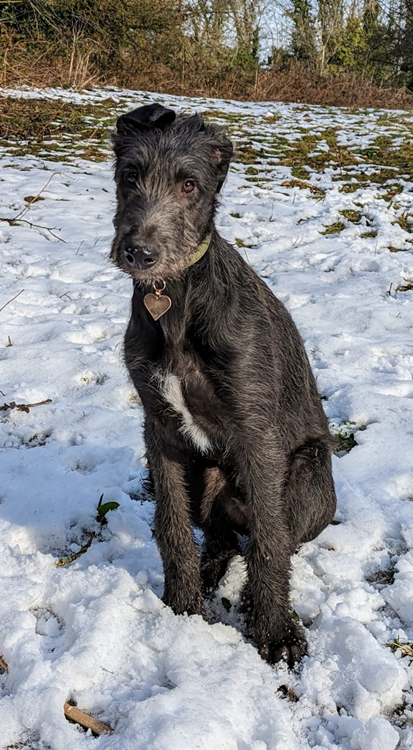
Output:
[{"xmin": 111, "ymin": 103, "xmax": 337, "ymax": 666}]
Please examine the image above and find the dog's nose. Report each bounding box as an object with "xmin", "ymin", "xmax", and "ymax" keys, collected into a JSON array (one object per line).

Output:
[{"xmin": 124, "ymin": 244, "xmax": 160, "ymax": 270}]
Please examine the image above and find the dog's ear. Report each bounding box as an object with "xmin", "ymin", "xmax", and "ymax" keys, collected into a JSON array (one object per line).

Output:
[
  {"xmin": 209, "ymin": 127, "xmax": 233, "ymax": 193},
  {"xmin": 117, "ymin": 104, "xmax": 176, "ymax": 134}
]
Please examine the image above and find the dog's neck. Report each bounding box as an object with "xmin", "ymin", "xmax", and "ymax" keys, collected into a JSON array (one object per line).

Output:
[
  {"xmin": 187, "ymin": 233, "xmax": 212, "ymax": 268},
  {"xmin": 142, "ymin": 233, "xmax": 212, "ymax": 321}
]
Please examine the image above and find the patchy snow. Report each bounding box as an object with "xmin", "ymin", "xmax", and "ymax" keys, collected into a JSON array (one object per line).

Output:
[{"xmin": 1, "ymin": 86, "xmax": 413, "ymax": 749}]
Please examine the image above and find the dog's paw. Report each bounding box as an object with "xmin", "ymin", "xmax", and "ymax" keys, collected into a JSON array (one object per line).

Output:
[
  {"xmin": 257, "ymin": 621, "xmax": 307, "ymax": 668},
  {"xmin": 200, "ymin": 553, "xmax": 234, "ymax": 594},
  {"xmin": 162, "ymin": 588, "xmax": 204, "ymax": 617}
]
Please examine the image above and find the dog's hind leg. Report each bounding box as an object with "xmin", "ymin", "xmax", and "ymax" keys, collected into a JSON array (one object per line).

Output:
[
  {"xmin": 200, "ymin": 500, "xmax": 241, "ymax": 593},
  {"xmin": 192, "ymin": 465, "xmax": 240, "ymax": 593},
  {"xmin": 285, "ymin": 441, "xmax": 337, "ymax": 547}
]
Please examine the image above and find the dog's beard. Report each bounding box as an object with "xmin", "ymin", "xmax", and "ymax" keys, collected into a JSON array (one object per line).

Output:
[{"xmin": 110, "ymin": 223, "xmax": 203, "ymax": 284}]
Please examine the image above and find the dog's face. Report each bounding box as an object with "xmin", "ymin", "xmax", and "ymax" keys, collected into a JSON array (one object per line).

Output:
[{"xmin": 111, "ymin": 104, "xmax": 233, "ymax": 283}]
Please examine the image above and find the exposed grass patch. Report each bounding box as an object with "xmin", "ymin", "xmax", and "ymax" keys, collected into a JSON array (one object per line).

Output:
[
  {"xmin": 396, "ymin": 277, "xmax": 413, "ymax": 292},
  {"xmin": 393, "ymin": 212, "xmax": 413, "ymax": 232},
  {"xmin": 319, "ymin": 222, "xmax": 345, "ymax": 235},
  {"xmin": 335, "ymin": 168, "xmax": 399, "ymax": 186},
  {"xmin": 356, "ymin": 133, "xmax": 413, "ymax": 178},
  {"xmin": 335, "ymin": 431, "xmax": 357, "ymax": 453},
  {"xmin": 330, "ymin": 422, "xmax": 358, "ymax": 454},
  {"xmin": 291, "ymin": 165, "xmax": 311, "ymax": 180},
  {"xmin": 0, "ymin": 96, "xmax": 114, "ymax": 161},
  {"xmin": 383, "ymin": 183, "xmax": 403, "ymax": 200},
  {"xmin": 361, "ymin": 230, "xmax": 378, "ymax": 238},
  {"xmin": 387, "ymin": 637, "xmax": 413, "ymax": 660},
  {"xmin": 235, "ymin": 237, "xmax": 255, "ymax": 248},
  {"xmin": 245, "ymin": 176, "xmax": 273, "ymax": 183},
  {"xmin": 340, "ymin": 209, "xmax": 362, "ymax": 223},
  {"xmin": 234, "ymin": 142, "xmax": 265, "ymax": 164},
  {"xmin": 277, "ymin": 129, "xmax": 359, "ymax": 182},
  {"xmin": 281, "ymin": 178, "xmax": 325, "ymax": 197},
  {"xmin": 366, "ymin": 566, "xmax": 396, "ymax": 586},
  {"xmin": 340, "ymin": 183, "xmax": 360, "ymax": 193}
]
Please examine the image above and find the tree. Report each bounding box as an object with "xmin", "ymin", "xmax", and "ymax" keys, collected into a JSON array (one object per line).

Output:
[{"xmin": 289, "ymin": 0, "xmax": 317, "ymax": 61}]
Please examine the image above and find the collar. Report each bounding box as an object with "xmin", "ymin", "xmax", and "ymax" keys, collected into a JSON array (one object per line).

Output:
[{"xmin": 187, "ymin": 233, "xmax": 211, "ymax": 268}]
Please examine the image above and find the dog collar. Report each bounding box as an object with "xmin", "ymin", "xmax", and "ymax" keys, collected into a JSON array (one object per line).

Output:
[
  {"xmin": 143, "ymin": 234, "xmax": 212, "ymax": 321},
  {"xmin": 187, "ymin": 233, "xmax": 211, "ymax": 267}
]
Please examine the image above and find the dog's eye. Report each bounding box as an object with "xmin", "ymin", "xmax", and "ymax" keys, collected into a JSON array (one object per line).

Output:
[
  {"xmin": 124, "ymin": 170, "xmax": 138, "ymax": 185},
  {"xmin": 182, "ymin": 179, "xmax": 196, "ymax": 194}
]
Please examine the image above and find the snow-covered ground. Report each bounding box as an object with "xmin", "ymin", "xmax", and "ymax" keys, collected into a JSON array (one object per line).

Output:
[{"xmin": 1, "ymin": 86, "xmax": 413, "ymax": 750}]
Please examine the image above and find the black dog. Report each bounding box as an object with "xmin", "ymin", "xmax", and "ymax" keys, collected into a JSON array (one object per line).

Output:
[{"xmin": 111, "ymin": 103, "xmax": 336, "ymax": 666}]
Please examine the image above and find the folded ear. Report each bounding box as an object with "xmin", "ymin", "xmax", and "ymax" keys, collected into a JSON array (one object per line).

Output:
[
  {"xmin": 117, "ymin": 104, "xmax": 176, "ymax": 134},
  {"xmin": 209, "ymin": 127, "xmax": 233, "ymax": 193}
]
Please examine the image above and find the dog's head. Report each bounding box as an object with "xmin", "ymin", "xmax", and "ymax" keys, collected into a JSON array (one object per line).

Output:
[{"xmin": 110, "ymin": 103, "xmax": 233, "ymax": 283}]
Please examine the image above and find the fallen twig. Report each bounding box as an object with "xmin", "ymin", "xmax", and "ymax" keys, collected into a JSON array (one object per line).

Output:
[
  {"xmin": 14, "ymin": 172, "xmax": 61, "ymax": 221},
  {"xmin": 0, "ymin": 288, "xmax": 24, "ymax": 314},
  {"xmin": 63, "ymin": 703, "xmax": 113, "ymax": 735},
  {"xmin": 56, "ymin": 532, "xmax": 95, "ymax": 567},
  {"xmin": 0, "ymin": 399, "xmax": 52, "ymax": 413},
  {"xmin": 0, "ymin": 217, "xmax": 66, "ymax": 243},
  {"xmin": 0, "ymin": 172, "xmax": 65, "ymax": 242}
]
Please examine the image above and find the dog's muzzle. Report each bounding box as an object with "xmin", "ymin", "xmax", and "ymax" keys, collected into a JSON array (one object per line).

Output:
[{"xmin": 124, "ymin": 244, "xmax": 160, "ymax": 270}]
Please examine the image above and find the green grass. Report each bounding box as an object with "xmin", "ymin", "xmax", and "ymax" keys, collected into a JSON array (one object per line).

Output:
[
  {"xmin": 393, "ymin": 212, "xmax": 413, "ymax": 232},
  {"xmin": 365, "ymin": 566, "xmax": 396, "ymax": 586},
  {"xmin": 319, "ymin": 222, "xmax": 345, "ymax": 235},
  {"xmin": 0, "ymin": 96, "xmax": 114, "ymax": 161},
  {"xmin": 340, "ymin": 209, "xmax": 362, "ymax": 223},
  {"xmin": 330, "ymin": 422, "xmax": 358, "ymax": 454},
  {"xmin": 387, "ymin": 636, "xmax": 413, "ymax": 659}
]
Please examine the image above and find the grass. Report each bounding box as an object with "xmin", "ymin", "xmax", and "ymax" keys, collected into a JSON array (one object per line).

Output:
[
  {"xmin": 235, "ymin": 237, "xmax": 256, "ymax": 249},
  {"xmin": 383, "ymin": 184, "xmax": 403, "ymax": 200},
  {"xmin": 2, "ymin": 92, "xmax": 413, "ymax": 195},
  {"xmin": 387, "ymin": 637, "xmax": 413, "ymax": 660},
  {"xmin": 0, "ymin": 97, "xmax": 114, "ymax": 161},
  {"xmin": 396, "ymin": 278, "xmax": 413, "ymax": 292},
  {"xmin": 282, "ymin": 178, "xmax": 325, "ymax": 197},
  {"xmin": 235, "ymin": 143, "xmax": 266, "ymax": 165},
  {"xmin": 330, "ymin": 422, "xmax": 358, "ymax": 454},
  {"xmin": 2, "ymin": 90, "xmax": 413, "ymax": 277},
  {"xmin": 393, "ymin": 212, "xmax": 413, "ymax": 232},
  {"xmin": 319, "ymin": 222, "xmax": 345, "ymax": 235},
  {"xmin": 340, "ymin": 209, "xmax": 362, "ymax": 223},
  {"xmin": 365, "ymin": 566, "xmax": 396, "ymax": 586}
]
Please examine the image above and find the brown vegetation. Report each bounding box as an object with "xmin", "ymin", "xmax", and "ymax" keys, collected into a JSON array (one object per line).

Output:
[
  {"xmin": 2, "ymin": 49, "xmax": 412, "ymax": 110},
  {"xmin": 1, "ymin": 0, "xmax": 413, "ymax": 109}
]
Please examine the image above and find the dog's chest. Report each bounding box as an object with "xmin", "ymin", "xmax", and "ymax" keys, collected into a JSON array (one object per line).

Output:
[{"xmin": 156, "ymin": 369, "xmax": 214, "ymax": 453}]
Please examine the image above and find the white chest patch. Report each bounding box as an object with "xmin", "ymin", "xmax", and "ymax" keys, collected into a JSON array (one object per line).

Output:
[{"xmin": 158, "ymin": 373, "xmax": 211, "ymax": 454}]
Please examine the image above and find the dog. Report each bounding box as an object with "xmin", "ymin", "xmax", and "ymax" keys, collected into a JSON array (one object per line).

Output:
[{"xmin": 110, "ymin": 103, "xmax": 337, "ymax": 666}]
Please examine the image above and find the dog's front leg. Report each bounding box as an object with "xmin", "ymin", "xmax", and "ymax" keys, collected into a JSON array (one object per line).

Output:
[
  {"xmin": 238, "ymin": 443, "xmax": 307, "ymax": 667},
  {"xmin": 145, "ymin": 420, "xmax": 203, "ymax": 617}
]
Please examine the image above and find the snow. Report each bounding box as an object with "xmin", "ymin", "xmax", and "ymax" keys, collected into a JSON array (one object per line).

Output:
[{"xmin": 1, "ymin": 85, "xmax": 413, "ymax": 749}]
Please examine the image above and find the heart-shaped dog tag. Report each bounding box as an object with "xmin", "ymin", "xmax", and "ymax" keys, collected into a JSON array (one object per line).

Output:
[{"xmin": 144, "ymin": 292, "xmax": 172, "ymax": 320}]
